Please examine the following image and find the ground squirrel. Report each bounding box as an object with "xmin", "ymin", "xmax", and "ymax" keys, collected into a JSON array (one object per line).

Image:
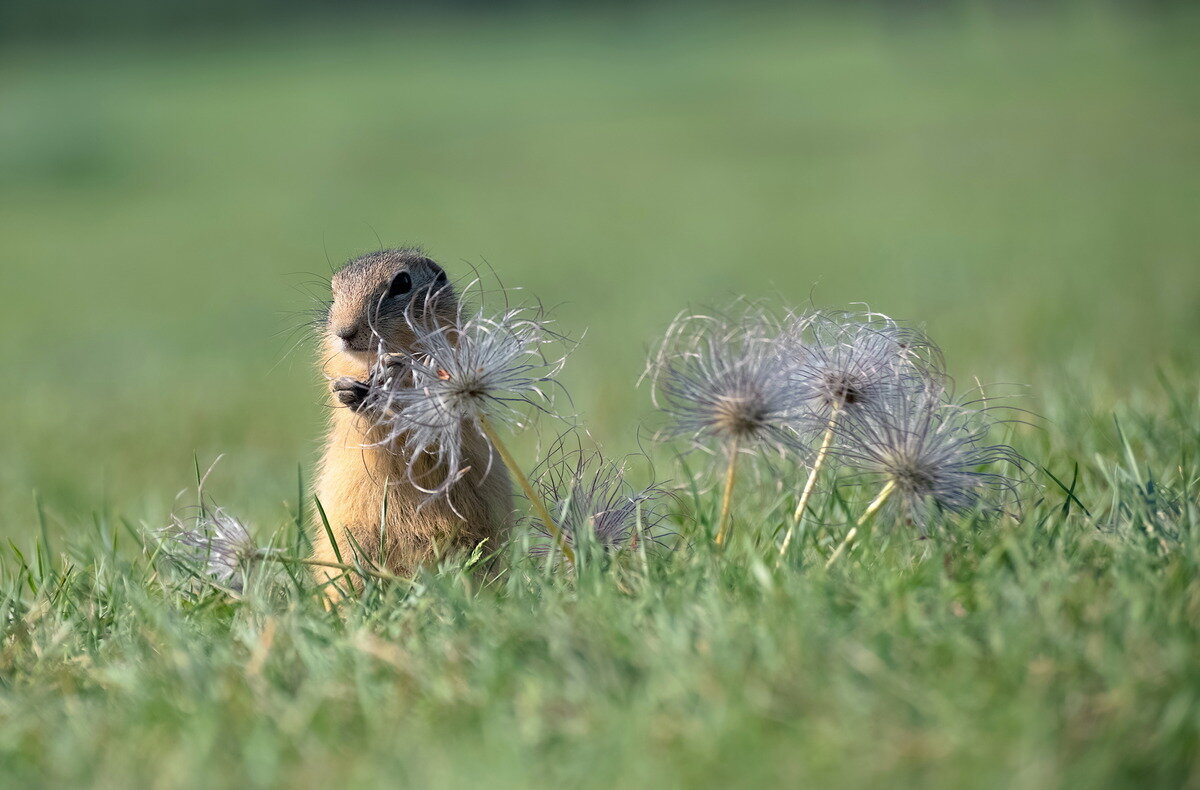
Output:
[{"xmin": 312, "ymin": 249, "xmax": 513, "ymax": 594}]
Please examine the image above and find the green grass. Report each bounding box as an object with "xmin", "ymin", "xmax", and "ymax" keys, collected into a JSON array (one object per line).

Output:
[
  {"xmin": 2, "ymin": 383, "xmax": 1198, "ymax": 788},
  {"xmin": 1, "ymin": 4, "xmax": 1199, "ymax": 787}
]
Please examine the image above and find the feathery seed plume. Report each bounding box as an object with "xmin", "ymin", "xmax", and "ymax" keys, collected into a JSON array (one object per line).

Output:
[
  {"xmin": 365, "ymin": 283, "xmax": 568, "ymax": 500},
  {"xmin": 159, "ymin": 508, "xmax": 262, "ymax": 591},
  {"xmin": 528, "ymin": 450, "xmax": 674, "ymax": 557},
  {"xmin": 645, "ymin": 305, "xmax": 804, "ymax": 544},
  {"xmin": 645, "ymin": 307, "xmax": 804, "ymax": 455},
  {"xmin": 832, "ymin": 383, "xmax": 1025, "ymax": 525},
  {"xmin": 787, "ymin": 310, "xmax": 943, "ymax": 429},
  {"xmin": 779, "ymin": 309, "xmax": 945, "ymax": 549}
]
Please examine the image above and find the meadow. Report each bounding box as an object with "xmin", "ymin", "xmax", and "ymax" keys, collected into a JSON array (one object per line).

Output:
[{"xmin": 1, "ymin": 4, "xmax": 1198, "ymax": 787}]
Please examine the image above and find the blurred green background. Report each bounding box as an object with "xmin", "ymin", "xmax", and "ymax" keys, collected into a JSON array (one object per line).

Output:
[{"xmin": 1, "ymin": 2, "xmax": 1197, "ymax": 536}]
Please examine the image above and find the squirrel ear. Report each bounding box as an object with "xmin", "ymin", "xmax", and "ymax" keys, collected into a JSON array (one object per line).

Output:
[{"xmin": 420, "ymin": 257, "xmax": 448, "ymax": 284}]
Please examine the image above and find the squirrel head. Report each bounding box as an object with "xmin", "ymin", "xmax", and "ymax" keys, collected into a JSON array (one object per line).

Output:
[{"xmin": 324, "ymin": 248, "xmax": 456, "ymax": 379}]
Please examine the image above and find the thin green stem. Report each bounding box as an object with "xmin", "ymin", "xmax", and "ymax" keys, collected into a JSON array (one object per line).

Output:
[
  {"xmin": 262, "ymin": 553, "xmax": 412, "ymax": 584},
  {"xmin": 713, "ymin": 434, "xmax": 741, "ymax": 546},
  {"xmin": 778, "ymin": 407, "xmax": 842, "ymax": 561},
  {"xmin": 825, "ymin": 479, "xmax": 896, "ymax": 569},
  {"xmin": 477, "ymin": 413, "xmax": 576, "ymax": 567}
]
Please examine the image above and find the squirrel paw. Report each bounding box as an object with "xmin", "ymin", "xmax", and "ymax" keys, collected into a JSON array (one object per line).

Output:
[
  {"xmin": 332, "ymin": 377, "xmax": 370, "ymax": 411},
  {"xmin": 367, "ymin": 354, "xmax": 411, "ymax": 389}
]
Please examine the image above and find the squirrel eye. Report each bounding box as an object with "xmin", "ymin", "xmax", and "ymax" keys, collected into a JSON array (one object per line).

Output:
[{"xmin": 386, "ymin": 271, "xmax": 412, "ymax": 299}]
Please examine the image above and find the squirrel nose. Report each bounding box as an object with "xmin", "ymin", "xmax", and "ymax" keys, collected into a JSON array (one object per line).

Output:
[{"xmin": 334, "ymin": 325, "xmax": 359, "ymax": 341}]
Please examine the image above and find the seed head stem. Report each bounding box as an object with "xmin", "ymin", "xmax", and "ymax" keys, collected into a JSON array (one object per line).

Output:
[
  {"xmin": 477, "ymin": 413, "xmax": 576, "ymax": 567},
  {"xmin": 824, "ymin": 479, "xmax": 896, "ymax": 569},
  {"xmin": 779, "ymin": 406, "xmax": 842, "ymax": 561},
  {"xmin": 713, "ymin": 434, "xmax": 741, "ymax": 545}
]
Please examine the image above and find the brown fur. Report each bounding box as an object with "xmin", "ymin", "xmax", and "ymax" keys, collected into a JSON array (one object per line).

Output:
[{"xmin": 311, "ymin": 249, "xmax": 513, "ymax": 598}]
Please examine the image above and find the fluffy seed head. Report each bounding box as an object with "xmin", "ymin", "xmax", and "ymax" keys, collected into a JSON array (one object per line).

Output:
[
  {"xmin": 364, "ymin": 282, "xmax": 568, "ymax": 499},
  {"xmin": 158, "ymin": 508, "xmax": 261, "ymax": 591},
  {"xmin": 786, "ymin": 310, "xmax": 943, "ymax": 428},
  {"xmin": 832, "ymin": 383, "xmax": 1024, "ymax": 524},
  {"xmin": 645, "ymin": 307, "xmax": 805, "ymax": 454},
  {"xmin": 528, "ymin": 451, "xmax": 673, "ymax": 557}
]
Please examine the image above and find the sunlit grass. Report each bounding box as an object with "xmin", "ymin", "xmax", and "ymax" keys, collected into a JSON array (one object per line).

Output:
[{"xmin": 2, "ymin": 378, "xmax": 1198, "ymax": 788}]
